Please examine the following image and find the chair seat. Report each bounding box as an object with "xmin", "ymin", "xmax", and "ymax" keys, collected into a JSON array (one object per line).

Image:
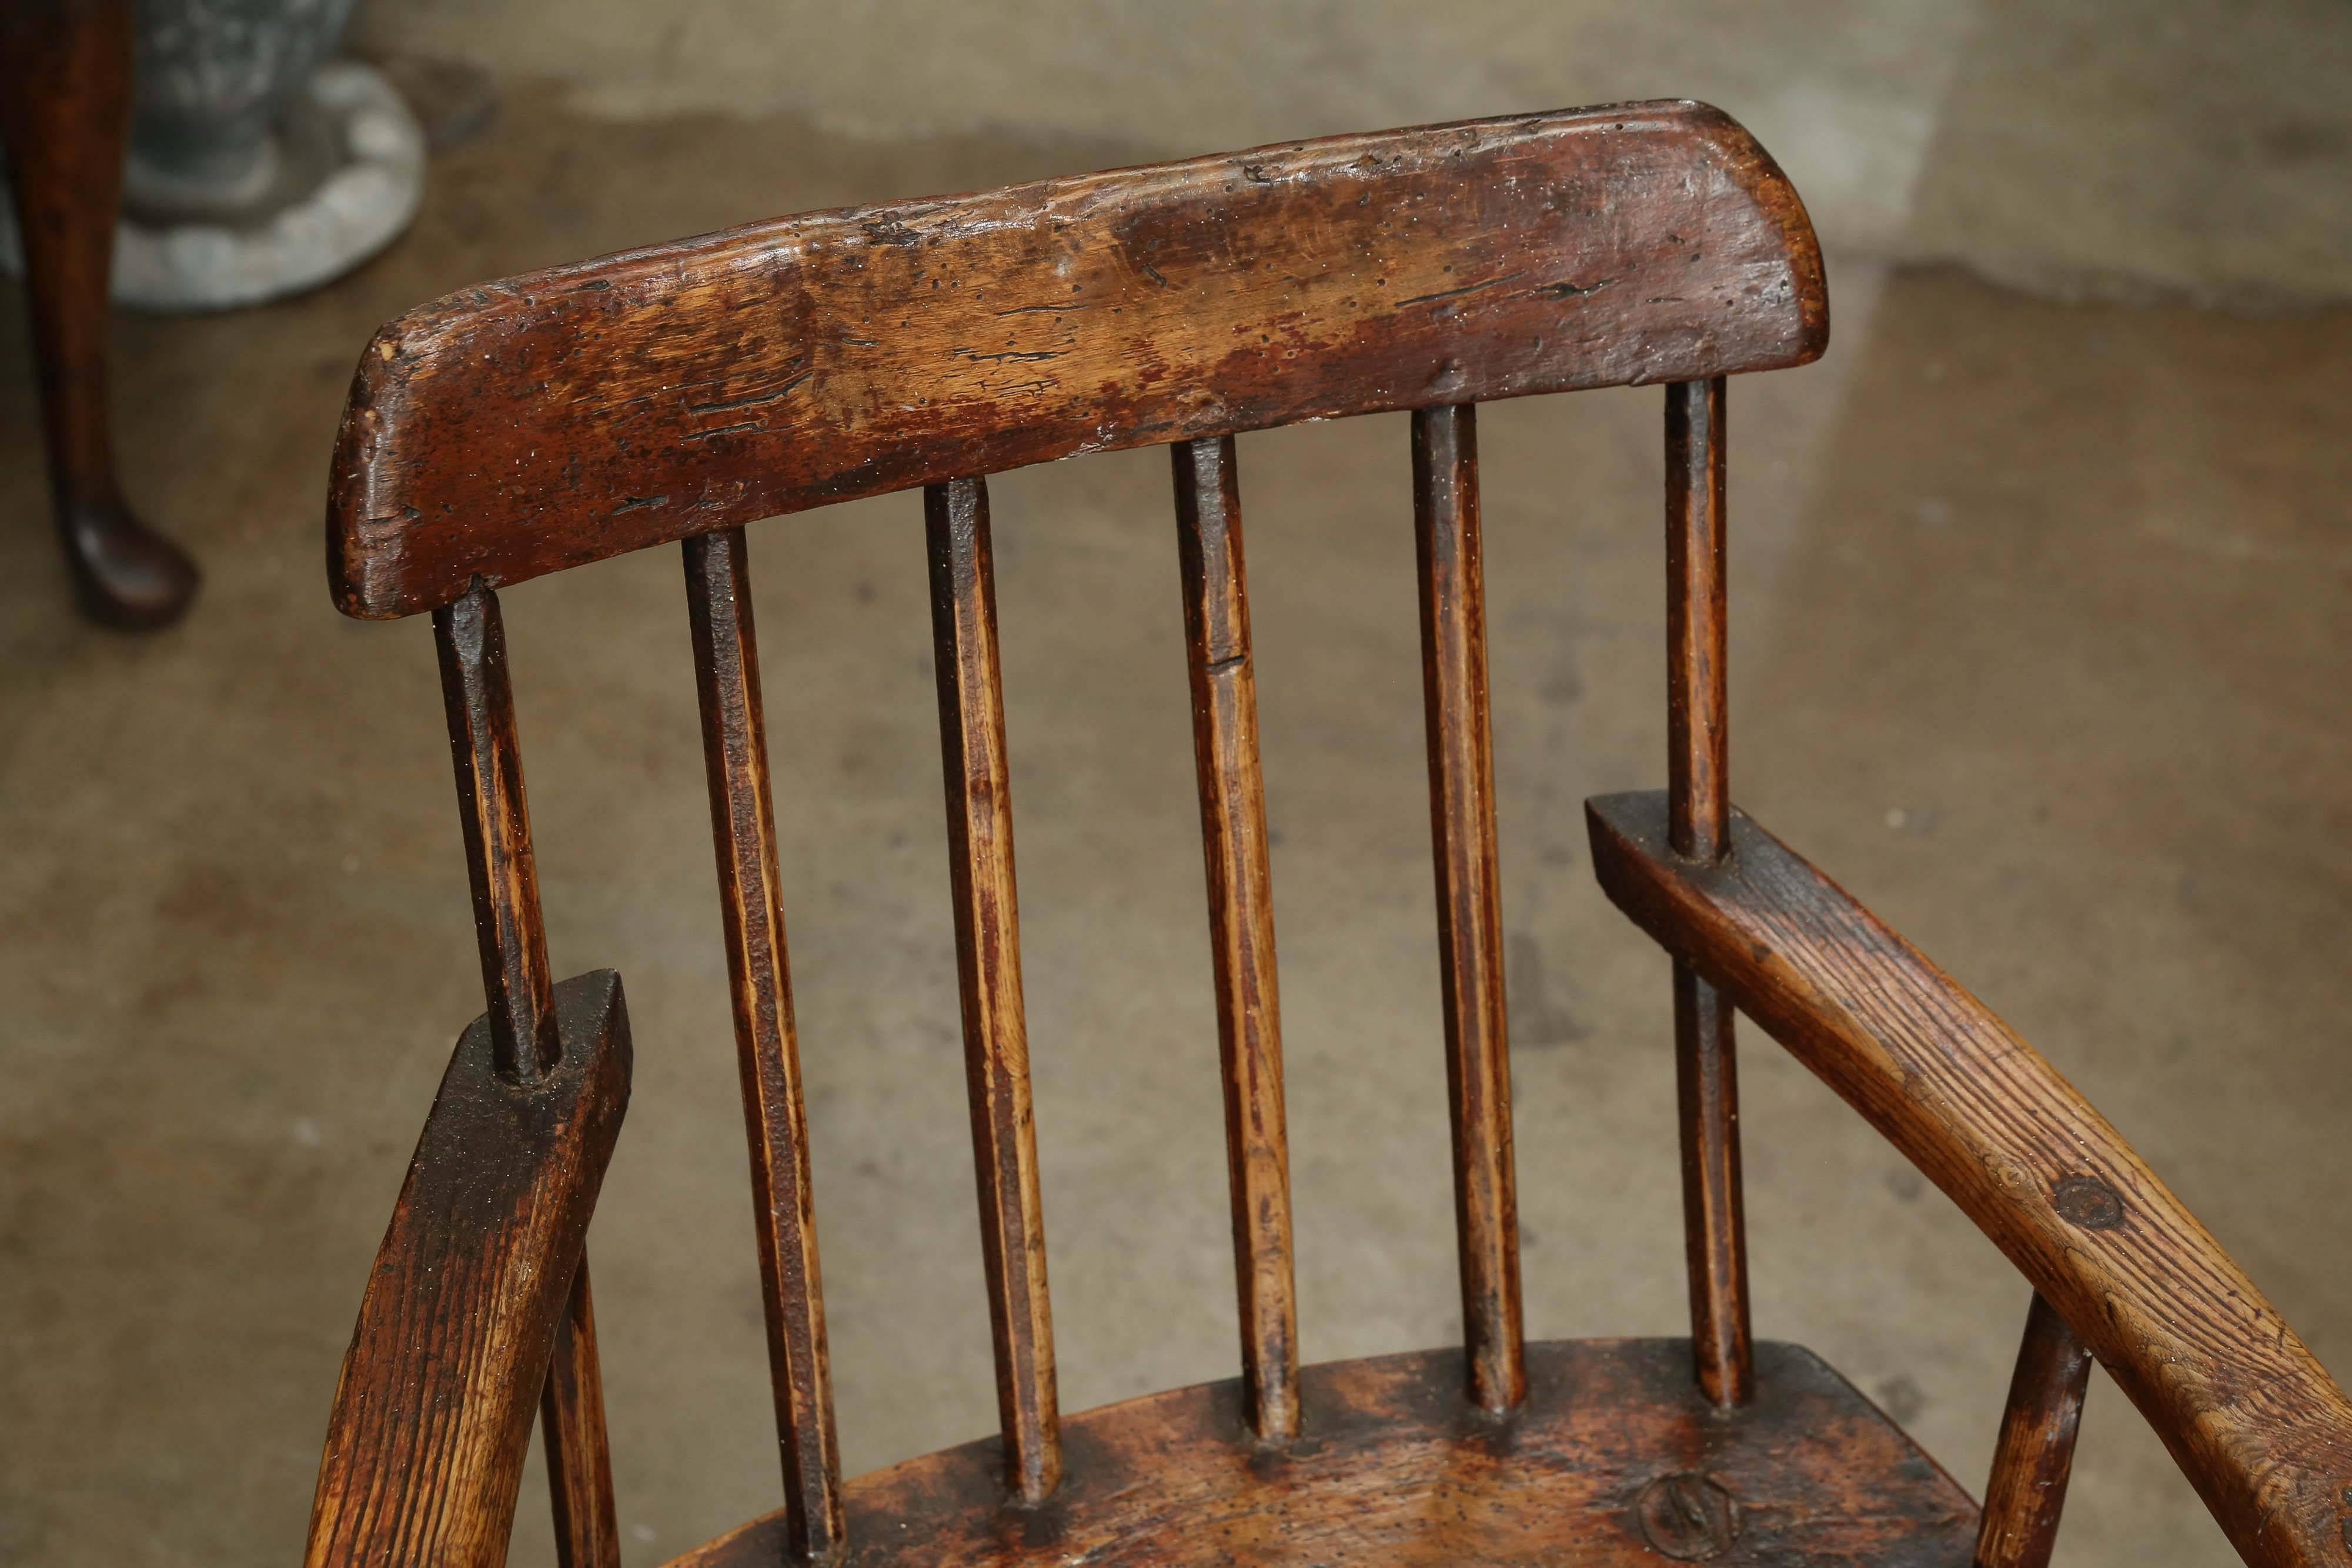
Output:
[{"xmin": 674, "ymin": 1339, "xmax": 1977, "ymax": 1567}]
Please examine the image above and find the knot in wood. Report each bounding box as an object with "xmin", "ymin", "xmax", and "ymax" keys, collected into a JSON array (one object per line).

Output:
[
  {"xmin": 2052, "ymin": 1174, "xmax": 2124, "ymax": 1231},
  {"xmin": 1633, "ymin": 1470, "xmax": 1740, "ymax": 1560}
]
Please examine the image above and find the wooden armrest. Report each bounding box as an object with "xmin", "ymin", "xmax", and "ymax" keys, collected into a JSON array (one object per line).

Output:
[
  {"xmin": 1586, "ymin": 791, "xmax": 2352, "ymax": 1568},
  {"xmin": 303, "ymin": 970, "xmax": 633, "ymax": 1568}
]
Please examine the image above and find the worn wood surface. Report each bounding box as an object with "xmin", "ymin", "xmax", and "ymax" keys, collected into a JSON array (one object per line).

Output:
[
  {"xmin": 926, "ymin": 477, "xmax": 1061, "ymax": 1502},
  {"xmin": 1586, "ymin": 790, "xmax": 2352, "ymax": 1568},
  {"xmin": 1974, "ymin": 1292, "xmax": 2092, "ymax": 1568},
  {"xmin": 684, "ymin": 527, "xmax": 846, "ymax": 1558},
  {"xmin": 1661, "ymin": 376, "xmax": 1751, "ymax": 1409},
  {"xmin": 667, "ymin": 1340, "xmax": 1975, "ymax": 1568},
  {"xmin": 540, "ymin": 1261, "xmax": 623, "ymax": 1568},
  {"xmin": 313, "ymin": 80, "xmax": 2352, "ymax": 1568},
  {"xmin": 1409, "ymin": 404, "xmax": 1525, "ymax": 1415},
  {"xmin": 1663, "ymin": 379, "xmax": 1729, "ymax": 861},
  {"xmin": 0, "ymin": 0, "xmax": 199, "ymax": 627},
  {"xmin": 1172, "ymin": 436, "xmax": 1301, "ymax": 1443},
  {"xmin": 435, "ymin": 583, "xmax": 563, "ymax": 1081},
  {"xmin": 436, "ymin": 576, "xmax": 624, "ymax": 1560},
  {"xmin": 1669, "ymin": 965, "xmax": 1749, "ymax": 1409},
  {"xmin": 304, "ymin": 971, "xmax": 633, "ymax": 1568},
  {"xmin": 329, "ymin": 101, "xmax": 1827, "ymax": 618}
]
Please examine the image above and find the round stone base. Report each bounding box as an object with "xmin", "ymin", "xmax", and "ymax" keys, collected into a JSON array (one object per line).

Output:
[{"xmin": 0, "ymin": 59, "xmax": 424, "ymax": 313}]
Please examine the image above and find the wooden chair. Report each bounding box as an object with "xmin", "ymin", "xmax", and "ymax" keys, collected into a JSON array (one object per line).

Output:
[{"xmin": 304, "ymin": 102, "xmax": 2352, "ymax": 1568}]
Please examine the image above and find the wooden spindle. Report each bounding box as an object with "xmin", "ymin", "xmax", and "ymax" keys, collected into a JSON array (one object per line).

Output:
[
  {"xmin": 1664, "ymin": 376, "xmax": 1753, "ymax": 1407},
  {"xmin": 1665, "ymin": 379, "xmax": 1729, "ymax": 863},
  {"xmin": 432, "ymin": 582, "xmax": 622, "ymax": 1552},
  {"xmin": 540, "ymin": 1260, "xmax": 622, "ymax": 1568},
  {"xmin": 925, "ymin": 477, "xmax": 1062, "ymax": 1502},
  {"xmin": 1412, "ymin": 404, "xmax": 1526, "ymax": 1415},
  {"xmin": 1172, "ymin": 437, "xmax": 1302, "ymax": 1443},
  {"xmin": 1975, "ymin": 1292, "xmax": 2093, "ymax": 1568},
  {"xmin": 435, "ymin": 582, "xmax": 562, "ymax": 1082},
  {"xmin": 683, "ymin": 529, "xmax": 847, "ymax": 1559}
]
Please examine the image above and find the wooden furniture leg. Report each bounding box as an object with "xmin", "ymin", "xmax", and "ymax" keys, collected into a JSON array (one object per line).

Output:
[{"xmin": 0, "ymin": 0, "xmax": 201, "ymax": 630}]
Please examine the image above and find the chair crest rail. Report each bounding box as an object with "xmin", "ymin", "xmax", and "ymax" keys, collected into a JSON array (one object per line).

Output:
[
  {"xmin": 326, "ymin": 100, "xmax": 1825, "ymax": 620},
  {"xmin": 1585, "ymin": 790, "xmax": 2352, "ymax": 1568}
]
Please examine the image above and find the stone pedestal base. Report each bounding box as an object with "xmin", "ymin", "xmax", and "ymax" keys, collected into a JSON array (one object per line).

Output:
[{"xmin": 1, "ymin": 59, "xmax": 422, "ymax": 313}]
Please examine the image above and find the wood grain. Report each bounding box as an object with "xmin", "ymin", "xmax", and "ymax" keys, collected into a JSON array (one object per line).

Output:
[
  {"xmin": 436, "ymin": 579, "xmax": 623, "ymax": 1560},
  {"xmin": 0, "ymin": 0, "xmax": 199, "ymax": 627},
  {"xmin": 435, "ymin": 583, "xmax": 561, "ymax": 1081},
  {"xmin": 304, "ymin": 971, "xmax": 632, "ymax": 1568},
  {"xmin": 1668, "ymin": 965, "xmax": 1749, "ymax": 1408},
  {"xmin": 1409, "ymin": 404, "xmax": 1525, "ymax": 1414},
  {"xmin": 666, "ymin": 1340, "xmax": 1976, "ymax": 1568},
  {"xmin": 926, "ymin": 477, "xmax": 1061, "ymax": 1502},
  {"xmin": 1661, "ymin": 376, "xmax": 1751, "ymax": 1408},
  {"xmin": 1974, "ymin": 1292, "xmax": 2092, "ymax": 1568},
  {"xmin": 684, "ymin": 527, "xmax": 846, "ymax": 1559},
  {"xmin": 1586, "ymin": 790, "xmax": 2352, "ymax": 1568},
  {"xmin": 1663, "ymin": 379, "xmax": 1729, "ymax": 861},
  {"xmin": 328, "ymin": 101, "xmax": 1827, "ymax": 618},
  {"xmin": 540, "ymin": 1260, "xmax": 622, "ymax": 1568},
  {"xmin": 1172, "ymin": 435, "xmax": 1301, "ymax": 1443}
]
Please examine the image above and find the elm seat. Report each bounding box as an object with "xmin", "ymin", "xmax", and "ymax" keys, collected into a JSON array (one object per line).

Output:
[
  {"xmin": 302, "ymin": 102, "xmax": 2352, "ymax": 1568},
  {"xmin": 681, "ymin": 1343, "xmax": 1976, "ymax": 1568}
]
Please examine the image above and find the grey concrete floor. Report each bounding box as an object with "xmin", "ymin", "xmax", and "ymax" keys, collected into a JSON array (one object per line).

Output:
[{"xmin": 5, "ymin": 31, "xmax": 2351, "ymax": 1568}]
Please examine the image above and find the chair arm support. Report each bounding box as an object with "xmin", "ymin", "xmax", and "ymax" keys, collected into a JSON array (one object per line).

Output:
[
  {"xmin": 303, "ymin": 970, "xmax": 633, "ymax": 1568},
  {"xmin": 1586, "ymin": 792, "xmax": 2352, "ymax": 1568}
]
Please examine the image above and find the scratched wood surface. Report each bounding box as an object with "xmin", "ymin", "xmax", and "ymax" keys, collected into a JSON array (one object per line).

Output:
[
  {"xmin": 1172, "ymin": 435, "xmax": 1301, "ymax": 1445},
  {"xmin": 540, "ymin": 1262, "xmax": 623, "ymax": 1568},
  {"xmin": 926, "ymin": 477, "xmax": 1061, "ymax": 1502},
  {"xmin": 684, "ymin": 527, "xmax": 847, "ymax": 1556},
  {"xmin": 1974, "ymin": 1293, "xmax": 2093, "ymax": 1568},
  {"xmin": 435, "ymin": 585, "xmax": 563, "ymax": 1079},
  {"xmin": 328, "ymin": 100, "xmax": 1826, "ymax": 618},
  {"xmin": 1409, "ymin": 403, "xmax": 1525, "ymax": 1417},
  {"xmin": 1660, "ymin": 376, "xmax": 1752, "ymax": 1410},
  {"xmin": 667, "ymin": 1341, "xmax": 1975, "ymax": 1568},
  {"xmin": 303, "ymin": 971, "xmax": 632, "ymax": 1568},
  {"xmin": 1585, "ymin": 791, "xmax": 2352, "ymax": 1568}
]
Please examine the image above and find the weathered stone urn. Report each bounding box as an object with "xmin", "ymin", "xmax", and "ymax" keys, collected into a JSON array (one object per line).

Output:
[
  {"xmin": 0, "ymin": 0, "xmax": 425, "ymax": 310},
  {"xmin": 127, "ymin": 0, "xmax": 359, "ymax": 206}
]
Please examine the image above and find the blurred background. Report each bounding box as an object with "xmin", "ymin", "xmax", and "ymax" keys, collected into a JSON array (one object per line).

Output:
[{"xmin": 2, "ymin": 2, "xmax": 2348, "ymax": 1565}]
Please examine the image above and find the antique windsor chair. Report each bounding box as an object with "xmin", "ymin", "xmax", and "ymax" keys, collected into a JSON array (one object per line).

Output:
[{"xmin": 304, "ymin": 102, "xmax": 2352, "ymax": 1568}]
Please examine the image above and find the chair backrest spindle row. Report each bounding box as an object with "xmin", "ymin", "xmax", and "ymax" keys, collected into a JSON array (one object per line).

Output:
[
  {"xmin": 1409, "ymin": 404, "xmax": 1528, "ymax": 1415},
  {"xmin": 1172, "ymin": 434, "xmax": 1304, "ymax": 1443},
  {"xmin": 924, "ymin": 476, "xmax": 1064, "ymax": 1503},
  {"xmin": 683, "ymin": 527, "xmax": 848, "ymax": 1560},
  {"xmin": 430, "ymin": 385, "xmax": 1770, "ymax": 1549}
]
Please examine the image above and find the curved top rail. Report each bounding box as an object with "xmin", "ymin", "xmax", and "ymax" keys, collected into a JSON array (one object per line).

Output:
[
  {"xmin": 328, "ymin": 100, "xmax": 1825, "ymax": 618},
  {"xmin": 1586, "ymin": 791, "xmax": 2352, "ymax": 1568}
]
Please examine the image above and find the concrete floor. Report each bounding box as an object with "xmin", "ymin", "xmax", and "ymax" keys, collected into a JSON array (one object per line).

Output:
[{"xmin": 4, "ymin": 11, "xmax": 2351, "ymax": 1568}]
